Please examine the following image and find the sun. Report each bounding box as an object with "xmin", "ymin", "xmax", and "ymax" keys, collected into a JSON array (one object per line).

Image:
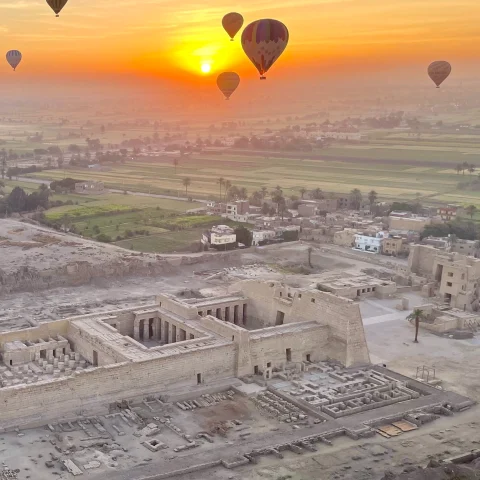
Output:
[{"xmin": 201, "ymin": 63, "xmax": 211, "ymax": 74}]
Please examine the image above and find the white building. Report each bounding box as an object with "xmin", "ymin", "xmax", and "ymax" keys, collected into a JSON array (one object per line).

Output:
[
  {"xmin": 353, "ymin": 232, "xmax": 387, "ymax": 254},
  {"xmin": 317, "ymin": 132, "xmax": 362, "ymax": 141},
  {"xmin": 202, "ymin": 225, "xmax": 236, "ymax": 248},
  {"xmin": 252, "ymin": 230, "xmax": 276, "ymax": 246}
]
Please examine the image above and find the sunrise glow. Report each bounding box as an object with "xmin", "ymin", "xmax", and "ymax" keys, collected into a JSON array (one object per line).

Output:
[
  {"xmin": 201, "ymin": 63, "xmax": 212, "ymax": 74},
  {"xmin": 0, "ymin": 0, "xmax": 479, "ymax": 80}
]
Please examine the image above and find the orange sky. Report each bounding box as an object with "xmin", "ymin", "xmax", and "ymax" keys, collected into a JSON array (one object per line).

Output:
[{"xmin": 2, "ymin": 0, "xmax": 480, "ymax": 81}]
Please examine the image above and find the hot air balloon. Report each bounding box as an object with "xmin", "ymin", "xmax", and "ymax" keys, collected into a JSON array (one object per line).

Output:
[
  {"xmin": 428, "ymin": 61, "xmax": 451, "ymax": 88},
  {"xmin": 241, "ymin": 19, "xmax": 289, "ymax": 80},
  {"xmin": 6, "ymin": 50, "xmax": 22, "ymax": 71},
  {"xmin": 217, "ymin": 72, "xmax": 240, "ymax": 100},
  {"xmin": 222, "ymin": 13, "xmax": 244, "ymax": 41},
  {"xmin": 46, "ymin": 0, "xmax": 69, "ymax": 17}
]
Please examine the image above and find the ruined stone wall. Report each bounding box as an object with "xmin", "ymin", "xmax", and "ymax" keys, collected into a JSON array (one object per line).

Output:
[
  {"xmin": 0, "ymin": 248, "xmax": 247, "ymax": 297},
  {"xmin": 101, "ymin": 312, "xmax": 136, "ymax": 337},
  {"xmin": 0, "ymin": 320, "xmax": 70, "ymax": 343},
  {"xmin": 408, "ymin": 245, "xmax": 437, "ymax": 276},
  {"xmin": 0, "ymin": 342, "xmax": 236, "ymax": 430},
  {"xmin": 67, "ymin": 323, "xmax": 127, "ymax": 366},
  {"xmin": 156, "ymin": 294, "xmax": 199, "ymax": 320},
  {"xmin": 249, "ymin": 325, "xmax": 330, "ymax": 370},
  {"xmin": 236, "ymin": 281, "xmax": 370, "ymax": 367}
]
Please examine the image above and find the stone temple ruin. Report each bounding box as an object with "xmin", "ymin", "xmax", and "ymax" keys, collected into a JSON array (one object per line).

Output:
[
  {"xmin": 0, "ymin": 279, "xmax": 372, "ymax": 430},
  {"xmin": 0, "ymin": 280, "xmax": 475, "ymax": 480}
]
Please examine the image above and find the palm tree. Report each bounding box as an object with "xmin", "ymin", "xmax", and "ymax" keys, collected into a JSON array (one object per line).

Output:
[
  {"xmin": 261, "ymin": 186, "xmax": 268, "ymax": 199},
  {"xmin": 217, "ymin": 177, "xmax": 224, "ymax": 202},
  {"xmin": 299, "ymin": 187, "xmax": 307, "ymax": 199},
  {"xmin": 349, "ymin": 188, "xmax": 362, "ymax": 210},
  {"xmin": 311, "ymin": 188, "xmax": 324, "ymax": 200},
  {"xmin": 462, "ymin": 161, "xmax": 469, "ymax": 175},
  {"xmin": 455, "ymin": 164, "xmax": 462, "ymax": 175},
  {"xmin": 239, "ymin": 187, "xmax": 248, "ymax": 200},
  {"xmin": 271, "ymin": 191, "xmax": 284, "ymax": 215},
  {"xmin": 368, "ymin": 190, "xmax": 378, "ymax": 207},
  {"xmin": 469, "ymin": 164, "xmax": 476, "ymax": 176},
  {"xmin": 1, "ymin": 154, "xmax": 6, "ymax": 179},
  {"xmin": 250, "ymin": 190, "xmax": 263, "ymax": 205},
  {"xmin": 173, "ymin": 158, "xmax": 179, "ymax": 174},
  {"xmin": 182, "ymin": 177, "xmax": 191, "ymax": 197},
  {"xmin": 406, "ymin": 308, "xmax": 427, "ymax": 343},
  {"xmin": 224, "ymin": 180, "xmax": 232, "ymax": 202},
  {"xmin": 466, "ymin": 204, "xmax": 477, "ymax": 219}
]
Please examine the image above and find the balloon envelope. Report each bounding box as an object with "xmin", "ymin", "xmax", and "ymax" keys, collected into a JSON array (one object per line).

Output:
[
  {"xmin": 428, "ymin": 61, "xmax": 451, "ymax": 87},
  {"xmin": 241, "ymin": 19, "xmax": 289, "ymax": 79},
  {"xmin": 222, "ymin": 12, "xmax": 244, "ymax": 40},
  {"xmin": 217, "ymin": 72, "xmax": 240, "ymax": 100},
  {"xmin": 46, "ymin": 0, "xmax": 69, "ymax": 16},
  {"xmin": 6, "ymin": 50, "xmax": 22, "ymax": 71}
]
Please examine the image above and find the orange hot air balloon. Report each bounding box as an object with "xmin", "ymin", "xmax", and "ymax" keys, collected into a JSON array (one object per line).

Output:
[
  {"xmin": 217, "ymin": 72, "xmax": 240, "ymax": 100},
  {"xmin": 222, "ymin": 12, "xmax": 244, "ymax": 41},
  {"xmin": 241, "ymin": 19, "xmax": 289, "ymax": 80},
  {"xmin": 428, "ymin": 61, "xmax": 451, "ymax": 88}
]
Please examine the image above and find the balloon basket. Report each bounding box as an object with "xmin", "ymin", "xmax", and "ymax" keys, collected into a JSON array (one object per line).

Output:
[
  {"xmin": 56, "ymin": 14, "xmax": 59, "ymax": 17},
  {"xmin": 260, "ymin": 76, "xmax": 266, "ymax": 80},
  {"xmin": 230, "ymin": 39, "xmax": 234, "ymax": 42}
]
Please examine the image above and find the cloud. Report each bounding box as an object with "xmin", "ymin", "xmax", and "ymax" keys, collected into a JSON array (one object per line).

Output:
[{"xmin": 0, "ymin": 0, "xmax": 42, "ymax": 9}]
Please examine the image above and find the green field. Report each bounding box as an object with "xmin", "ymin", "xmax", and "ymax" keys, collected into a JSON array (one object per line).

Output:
[
  {"xmin": 4, "ymin": 111, "xmax": 480, "ymax": 253},
  {"xmin": 20, "ymin": 144, "xmax": 480, "ymax": 206},
  {"xmin": 114, "ymin": 228, "xmax": 208, "ymax": 253}
]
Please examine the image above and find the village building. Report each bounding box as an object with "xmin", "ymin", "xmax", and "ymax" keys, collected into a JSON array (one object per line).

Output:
[{"xmin": 74, "ymin": 181, "xmax": 105, "ymax": 195}]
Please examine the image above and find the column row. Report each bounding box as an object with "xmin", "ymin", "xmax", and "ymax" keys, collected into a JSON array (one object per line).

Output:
[{"xmin": 198, "ymin": 303, "xmax": 248, "ymax": 326}]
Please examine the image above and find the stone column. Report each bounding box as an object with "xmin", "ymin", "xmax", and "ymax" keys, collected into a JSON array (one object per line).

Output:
[
  {"xmin": 156, "ymin": 318, "xmax": 162, "ymax": 340},
  {"xmin": 133, "ymin": 320, "xmax": 140, "ymax": 341},
  {"xmin": 143, "ymin": 321, "xmax": 149, "ymax": 341}
]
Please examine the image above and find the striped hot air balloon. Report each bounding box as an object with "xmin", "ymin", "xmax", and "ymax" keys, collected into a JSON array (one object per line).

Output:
[
  {"xmin": 241, "ymin": 19, "xmax": 289, "ymax": 80},
  {"xmin": 428, "ymin": 61, "xmax": 451, "ymax": 88},
  {"xmin": 46, "ymin": 0, "xmax": 69, "ymax": 17},
  {"xmin": 6, "ymin": 50, "xmax": 22, "ymax": 71},
  {"xmin": 217, "ymin": 72, "xmax": 240, "ymax": 100},
  {"xmin": 222, "ymin": 13, "xmax": 244, "ymax": 41}
]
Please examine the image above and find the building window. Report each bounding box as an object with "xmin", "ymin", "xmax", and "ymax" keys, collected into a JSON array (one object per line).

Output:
[
  {"xmin": 267, "ymin": 362, "xmax": 271, "ymax": 368},
  {"xmin": 286, "ymin": 348, "xmax": 292, "ymax": 362},
  {"xmin": 462, "ymin": 274, "xmax": 465, "ymax": 280},
  {"xmin": 447, "ymin": 282, "xmax": 453, "ymax": 287},
  {"xmin": 311, "ymin": 298, "xmax": 315, "ymax": 303},
  {"xmin": 448, "ymin": 272, "xmax": 453, "ymax": 277}
]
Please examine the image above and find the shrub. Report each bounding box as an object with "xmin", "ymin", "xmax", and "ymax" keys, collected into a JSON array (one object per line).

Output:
[{"xmin": 96, "ymin": 233, "xmax": 112, "ymax": 243}]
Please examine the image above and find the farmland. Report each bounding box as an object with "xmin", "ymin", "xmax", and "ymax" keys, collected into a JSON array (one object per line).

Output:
[
  {"xmin": 4, "ymin": 107, "xmax": 480, "ymax": 253},
  {"xmin": 21, "ymin": 139, "xmax": 480, "ymax": 206}
]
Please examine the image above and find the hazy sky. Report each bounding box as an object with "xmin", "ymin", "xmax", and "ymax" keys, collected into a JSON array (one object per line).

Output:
[{"xmin": 2, "ymin": 0, "xmax": 480, "ymax": 82}]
